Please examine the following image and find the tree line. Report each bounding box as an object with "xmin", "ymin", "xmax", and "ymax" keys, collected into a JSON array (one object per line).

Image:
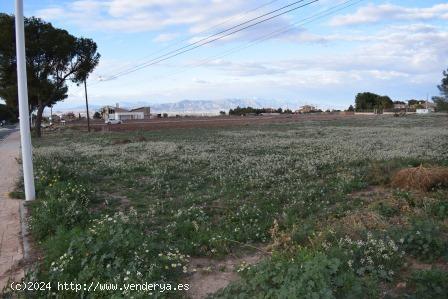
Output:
[
  {"xmin": 0, "ymin": 13, "xmax": 100, "ymax": 136},
  {"xmin": 352, "ymin": 69, "xmax": 448, "ymax": 112},
  {"xmin": 229, "ymin": 107, "xmax": 293, "ymax": 115},
  {"xmin": 353, "ymin": 92, "xmax": 393, "ymax": 112},
  {"xmin": 433, "ymin": 69, "xmax": 448, "ymax": 111}
]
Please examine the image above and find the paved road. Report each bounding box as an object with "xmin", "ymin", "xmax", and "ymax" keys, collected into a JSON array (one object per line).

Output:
[{"xmin": 0, "ymin": 125, "xmax": 18, "ymax": 141}]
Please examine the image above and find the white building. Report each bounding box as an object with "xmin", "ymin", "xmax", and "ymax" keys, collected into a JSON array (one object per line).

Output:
[
  {"xmin": 101, "ymin": 104, "xmax": 144, "ymax": 121},
  {"xmin": 130, "ymin": 107, "xmax": 151, "ymax": 118},
  {"xmin": 416, "ymin": 108, "xmax": 434, "ymax": 114}
]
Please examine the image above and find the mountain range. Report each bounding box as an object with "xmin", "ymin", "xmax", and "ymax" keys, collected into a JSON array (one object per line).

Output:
[{"xmin": 52, "ymin": 98, "xmax": 306, "ymax": 115}]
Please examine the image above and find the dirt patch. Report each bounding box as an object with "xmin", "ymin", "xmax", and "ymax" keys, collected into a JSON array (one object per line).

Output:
[
  {"xmin": 407, "ymin": 258, "xmax": 448, "ymax": 272},
  {"xmin": 95, "ymin": 193, "xmax": 132, "ymax": 212},
  {"xmin": 112, "ymin": 139, "xmax": 132, "ymax": 145},
  {"xmin": 69, "ymin": 114, "xmax": 372, "ymax": 133},
  {"xmin": 391, "ymin": 165, "xmax": 448, "ymax": 192},
  {"xmin": 185, "ymin": 252, "xmax": 265, "ymax": 299},
  {"xmin": 349, "ymin": 186, "xmax": 390, "ymax": 202}
]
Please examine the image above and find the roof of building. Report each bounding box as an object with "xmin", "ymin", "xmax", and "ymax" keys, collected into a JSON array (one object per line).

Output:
[
  {"xmin": 130, "ymin": 107, "xmax": 150, "ymax": 112},
  {"xmin": 102, "ymin": 106, "xmax": 129, "ymax": 113}
]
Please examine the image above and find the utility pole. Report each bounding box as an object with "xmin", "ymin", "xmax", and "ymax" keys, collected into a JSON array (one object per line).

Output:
[
  {"xmin": 15, "ymin": 0, "xmax": 35, "ymax": 201},
  {"xmin": 84, "ymin": 80, "xmax": 91, "ymax": 132}
]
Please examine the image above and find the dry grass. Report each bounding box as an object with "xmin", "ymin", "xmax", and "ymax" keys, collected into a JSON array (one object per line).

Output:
[
  {"xmin": 267, "ymin": 220, "xmax": 293, "ymax": 252},
  {"xmin": 111, "ymin": 139, "xmax": 131, "ymax": 145},
  {"xmin": 340, "ymin": 211, "xmax": 388, "ymax": 231},
  {"xmin": 391, "ymin": 165, "xmax": 448, "ymax": 192}
]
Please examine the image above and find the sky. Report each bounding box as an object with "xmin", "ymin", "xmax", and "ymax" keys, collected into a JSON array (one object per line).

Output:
[{"xmin": 1, "ymin": 0, "xmax": 448, "ymax": 111}]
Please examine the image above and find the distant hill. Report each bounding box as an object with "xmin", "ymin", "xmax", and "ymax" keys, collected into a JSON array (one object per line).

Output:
[
  {"xmin": 133, "ymin": 99, "xmax": 303, "ymax": 114},
  {"xmin": 50, "ymin": 98, "xmax": 304, "ymax": 115}
]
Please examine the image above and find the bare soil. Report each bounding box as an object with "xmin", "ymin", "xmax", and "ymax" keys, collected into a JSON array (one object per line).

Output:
[
  {"xmin": 185, "ymin": 251, "xmax": 266, "ymax": 299},
  {"xmin": 64, "ymin": 113, "xmax": 365, "ymax": 133}
]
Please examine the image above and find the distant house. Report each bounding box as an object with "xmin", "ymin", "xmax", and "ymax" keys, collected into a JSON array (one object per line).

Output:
[
  {"xmin": 416, "ymin": 108, "xmax": 434, "ymax": 114},
  {"xmin": 101, "ymin": 104, "xmax": 144, "ymax": 121},
  {"xmin": 296, "ymin": 105, "xmax": 317, "ymax": 114},
  {"xmin": 61, "ymin": 112, "xmax": 76, "ymax": 121},
  {"xmin": 408, "ymin": 100, "xmax": 426, "ymax": 109},
  {"xmin": 393, "ymin": 101, "xmax": 407, "ymax": 109},
  {"xmin": 425, "ymin": 101, "xmax": 436, "ymax": 110},
  {"xmin": 50, "ymin": 114, "xmax": 61, "ymax": 122},
  {"xmin": 415, "ymin": 101, "xmax": 436, "ymax": 113},
  {"xmin": 130, "ymin": 107, "xmax": 151, "ymax": 119}
]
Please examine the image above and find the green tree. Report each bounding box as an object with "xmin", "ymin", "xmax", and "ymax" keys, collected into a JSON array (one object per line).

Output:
[
  {"xmin": 93, "ymin": 111, "xmax": 101, "ymax": 119},
  {"xmin": 408, "ymin": 99, "xmax": 425, "ymax": 109},
  {"xmin": 229, "ymin": 106, "xmax": 268, "ymax": 115},
  {"xmin": 0, "ymin": 14, "xmax": 100, "ymax": 137},
  {"xmin": 0, "ymin": 103, "xmax": 17, "ymax": 122},
  {"xmin": 72, "ymin": 38, "xmax": 100, "ymax": 132},
  {"xmin": 377, "ymin": 95, "xmax": 394, "ymax": 110},
  {"xmin": 355, "ymin": 92, "xmax": 393, "ymax": 112},
  {"xmin": 433, "ymin": 69, "xmax": 448, "ymax": 112},
  {"xmin": 437, "ymin": 68, "xmax": 448, "ymax": 98}
]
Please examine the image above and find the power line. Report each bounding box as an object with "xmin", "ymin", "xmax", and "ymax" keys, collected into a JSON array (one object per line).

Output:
[
  {"xmin": 75, "ymin": 0, "xmax": 286, "ymax": 91},
  {"xmin": 103, "ymin": 0, "xmax": 319, "ymax": 81},
  {"xmin": 104, "ymin": 0, "xmax": 283, "ymax": 76},
  {"xmin": 126, "ymin": 0, "xmax": 365, "ymax": 85},
  {"xmin": 104, "ymin": 0, "xmax": 312, "ymax": 80},
  {"xmin": 79, "ymin": 0, "xmax": 362, "ymax": 96},
  {"xmin": 198, "ymin": 0, "xmax": 366, "ymax": 67},
  {"xmin": 109, "ymin": 0, "xmax": 307, "ymax": 79}
]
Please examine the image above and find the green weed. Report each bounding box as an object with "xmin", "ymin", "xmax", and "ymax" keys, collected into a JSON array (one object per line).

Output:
[{"xmin": 408, "ymin": 269, "xmax": 448, "ymax": 299}]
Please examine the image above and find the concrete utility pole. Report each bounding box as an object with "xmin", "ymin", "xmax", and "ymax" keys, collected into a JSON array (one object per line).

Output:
[{"xmin": 15, "ymin": 0, "xmax": 36, "ymax": 201}]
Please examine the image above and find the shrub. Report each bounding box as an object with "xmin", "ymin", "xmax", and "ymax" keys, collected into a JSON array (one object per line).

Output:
[
  {"xmin": 211, "ymin": 249, "xmax": 379, "ymax": 298},
  {"xmin": 401, "ymin": 220, "xmax": 446, "ymax": 262},
  {"xmin": 409, "ymin": 269, "xmax": 448, "ymax": 299},
  {"xmin": 324, "ymin": 232, "xmax": 404, "ymax": 281},
  {"xmin": 164, "ymin": 205, "xmax": 215, "ymax": 255},
  {"xmin": 34, "ymin": 211, "xmax": 189, "ymax": 297},
  {"xmin": 367, "ymin": 161, "xmax": 398, "ymax": 185},
  {"xmin": 376, "ymin": 202, "xmax": 400, "ymax": 218},
  {"xmin": 28, "ymin": 181, "xmax": 92, "ymax": 240},
  {"xmin": 223, "ymin": 203, "xmax": 271, "ymax": 243},
  {"xmin": 34, "ymin": 158, "xmax": 79, "ymax": 191},
  {"xmin": 430, "ymin": 200, "xmax": 448, "ymax": 219},
  {"xmin": 393, "ymin": 189, "xmax": 417, "ymax": 207}
]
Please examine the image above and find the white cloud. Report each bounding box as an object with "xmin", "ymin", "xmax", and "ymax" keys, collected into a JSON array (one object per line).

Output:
[
  {"xmin": 36, "ymin": 7, "xmax": 66, "ymax": 20},
  {"xmin": 153, "ymin": 33, "xmax": 180, "ymax": 43},
  {"xmin": 34, "ymin": 1, "xmax": 448, "ymax": 108},
  {"xmin": 192, "ymin": 77, "xmax": 209, "ymax": 84},
  {"xmin": 330, "ymin": 3, "xmax": 448, "ymax": 26},
  {"xmin": 190, "ymin": 22, "xmax": 448, "ymax": 86},
  {"xmin": 83, "ymin": 18, "xmax": 447, "ymax": 108},
  {"xmin": 197, "ymin": 59, "xmax": 285, "ymax": 76},
  {"xmin": 35, "ymin": 0, "xmax": 292, "ymax": 34}
]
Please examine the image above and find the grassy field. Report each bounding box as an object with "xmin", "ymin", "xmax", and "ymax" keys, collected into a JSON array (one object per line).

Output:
[{"xmin": 13, "ymin": 115, "xmax": 448, "ymax": 298}]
